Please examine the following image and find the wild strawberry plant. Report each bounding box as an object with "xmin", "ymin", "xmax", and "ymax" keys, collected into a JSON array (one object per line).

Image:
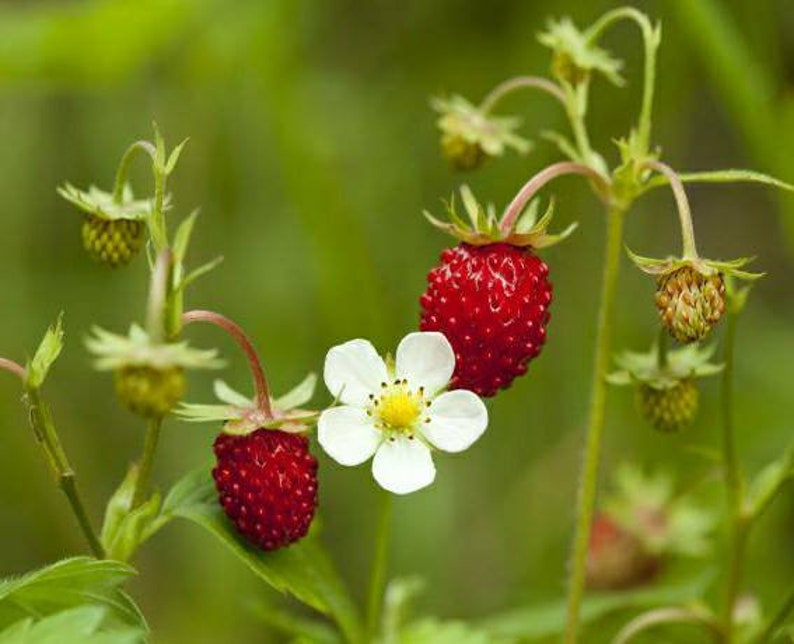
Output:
[{"xmin": 0, "ymin": 6, "xmax": 792, "ymax": 644}]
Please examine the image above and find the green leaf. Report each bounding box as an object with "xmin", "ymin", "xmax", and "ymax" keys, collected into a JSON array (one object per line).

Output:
[
  {"xmin": 0, "ymin": 606, "xmax": 145, "ymax": 644},
  {"xmin": 253, "ymin": 604, "xmax": 341, "ymax": 644},
  {"xmin": 165, "ymin": 138, "xmax": 189, "ymax": 175},
  {"xmin": 26, "ymin": 314, "xmax": 64, "ymax": 389},
  {"xmin": 179, "ymin": 255, "xmax": 224, "ymax": 291},
  {"xmin": 0, "ymin": 558, "xmax": 146, "ymax": 632},
  {"xmin": 100, "ymin": 466, "xmax": 162, "ymax": 562},
  {"xmin": 274, "ymin": 373, "xmax": 318, "ymax": 411},
  {"xmin": 479, "ymin": 572, "xmax": 713, "ymax": 639},
  {"xmin": 641, "ymin": 169, "xmax": 794, "ymax": 194},
  {"xmin": 172, "ymin": 210, "xmax": 200, "ymax": 268},
  {"xmin": 161, "ymin": 469, "xmax": 363, "ymax": 643}
]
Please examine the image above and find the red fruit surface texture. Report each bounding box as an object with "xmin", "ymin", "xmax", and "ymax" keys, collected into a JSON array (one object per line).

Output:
[
  {"xmin": 213, "ymin": 429, "xmax": 318, "ymax": 551},
  {"xmin": 420, "ymin": 243, "xmax": 552, "ymax": 397}
]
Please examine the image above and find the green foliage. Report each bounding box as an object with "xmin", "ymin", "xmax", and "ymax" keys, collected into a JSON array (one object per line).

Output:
[
  {"xmin": 0, "ymin": 606, "xmax": 145, "ymax": 644},
  {"xmin": 161, "ymin": 468, "xmax": 363, "ymax": 643},
  {"xmin": 0, "ymin": 558, "xmax": 146, "ymax": 633},
  {"xmin": 25, "ymin": 314, "xmax": 64, "ymax": 389}
]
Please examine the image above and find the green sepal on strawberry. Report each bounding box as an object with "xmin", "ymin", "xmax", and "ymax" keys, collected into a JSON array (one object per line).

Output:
[
  {"xmin": 628, "ymin": 250, "xmax": 763, "ymax": 344},
  {"xmin": 58, "ymin": 184, "xmax": 158, "ymax": 267},
  {"xmin": 608, "ymin": 341, "xmax": 722, "ymax": 433},
  {"xmin": 420, "ymin": 186, "xmax": 576, "ymax": 397},
  {"xmin": 176, "ymin": 373, "xmax": 319, "ymax": 436},
  {"xmin": 424, "ymin": 185, "xmax": 577, "ymax": 248},
  {"xmin": 86, "ymin": 324, "xmax": 223, "ymax": 418}
]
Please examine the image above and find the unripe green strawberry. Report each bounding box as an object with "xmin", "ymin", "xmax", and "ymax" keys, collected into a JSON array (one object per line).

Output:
[
  {"xmin": 655, "ymin": 266, "xmax": 725, "ymax": 344},
  {"xmin": 82, "ymin": 215, "xmax": 145, "ymax": 267},
  {"xmin": 114, "ymin": 365, "xmax": 185, "ymax": 418},
  {"xmin": 636, "ymin": 379, "xmax": 699, "ymax": 433},
  {"xmin": 440, "ymin": 133, "xmax": 486, "ymax": 171}
]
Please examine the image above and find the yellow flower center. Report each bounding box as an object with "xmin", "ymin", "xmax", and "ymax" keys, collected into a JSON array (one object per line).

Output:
[{"xmin": 370, "ymin": 380, "xmax": 426, "ymax": 432}]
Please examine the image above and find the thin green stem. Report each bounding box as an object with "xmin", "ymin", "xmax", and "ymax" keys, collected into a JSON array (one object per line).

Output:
[
  {"xmin": 564, "ymin": 205, "xmax": 626, "ymax": 643},
  {"xmin": 646, "ymin": 160, "xmax": 699, "ymax": 259},
  {"xmin": 146, "ymin": 249, "xmax": 173, "ymax": 343},
  {"xmin": 754, "ymin": 584, "xmax": 794, "ymax": 644},
  {"xmin": 563, "ymin": 82, "xmax": 596, "ymax": 168},
  {"xmin": 366, "ymin": 491, "xmax": 393, "ymax": 641},
  {"xmin": 585, "ymin": 7, "xmax": 659, "ymax": 154},
  {"xmin": 111, "ymin": 141, "xmax": 157, "ymax": 204},
  {"xmin": 720, "ymin": 306, "xmax": 747, "ymax": 640},
  {"xmin": 130, "ymin": 418, "xmax": 163, "ymax": 509},
  {"xmin": 656, "ymin": 325, "xmax": 670, "ymax": 370},
  {"xmin": 479, "ymin": 75, "xmax": 566, "ymax": 113},
  {"xmin": 24, "ymin": 386, "xmax": 104, "ymax": 558}
]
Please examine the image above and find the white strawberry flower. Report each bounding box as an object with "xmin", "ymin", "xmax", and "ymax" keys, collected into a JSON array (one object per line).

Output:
[{"xmin": 318, "ymin": 332, "xmax": 488, "ymax": 495}]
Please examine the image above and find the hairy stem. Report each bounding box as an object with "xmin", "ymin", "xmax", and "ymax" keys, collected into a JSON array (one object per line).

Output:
[
  {"xmin": 182, "ymin": 310, "xmax": 273, "ymax": 417},
  {"xmin": 479, "ymin": 75, "xmax": 566, "ymax": 113},
  {"xmin": 146, "ymin": 249, "xmax": 173, "ymax": 343},
  {"xmin": 366, "ymin": 492, "xmax": 393, "ymax": 641},
  {"xmin": 130, "ymin": 418, "xmax": 163, "ymax": 509},
  {"xmin": 646, "ymin": 160, "xmax": 699, "ymax": 259},
  {"xmin": 500, "ymin": 161, "xmax": 609, "ymax": 234},
  {"xmin": 563, "ymin": 82, "xmax": 596, "ymax": 167},
  {"xmin": 720, "ymin": 306, "xmax": 747, "ymax": 640},
  {"xmin": 564, "ymin": 205, "xmax": 626, "ymax": 643},
  {"xmin": 24, "ymin": 386, "xmax": 104, "ymax": 558}
]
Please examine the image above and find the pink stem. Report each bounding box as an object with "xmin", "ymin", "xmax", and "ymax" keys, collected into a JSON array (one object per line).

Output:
[
  {"xmin": 0, "ymin": 358, "xmax": 25, "ymax": 381},
  {"xmin": 182, "ymin": 310, "xmax": 273, "ymax": 418},
  {"xmin": 500, "ymin": 162, "xmax": 609, "ymax": 234}
]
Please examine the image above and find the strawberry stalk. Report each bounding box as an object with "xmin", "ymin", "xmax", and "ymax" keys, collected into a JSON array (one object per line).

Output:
[{"xmin": 182, "ymin": 310, "xmax": 274, "ymax": 419}]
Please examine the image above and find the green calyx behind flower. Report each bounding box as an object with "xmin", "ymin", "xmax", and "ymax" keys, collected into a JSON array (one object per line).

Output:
[
  {"xmin": 176, "ymin": 374, "xmax": 319, "ymax": 436},
  {"xmin": 603, "ymin": 464, "xmax": 715, "ymax": 558},
  {"xmin": 538, "ymin": 17, "xmax": 624, "ymax": 86},
  {"xmin": 424, "ymin": 185, "xmax": 577, "ymax": 248},
  {"xmin": 431, "ymin": 95, "xmax": 531, "ymax": 170}
]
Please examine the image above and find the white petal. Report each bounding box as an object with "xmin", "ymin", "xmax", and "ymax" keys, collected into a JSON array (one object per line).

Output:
[
  {"xmin": 421, "ymin": 389, "xmax": 488, "ymax": 453},
  {"xmin": 318, "ymin": 406, "xmax": 382, "ymax": 466},
  {"xmin": 324, "ymin": 339, "xmax": 388, "ymax": 406},
  {"xmin": 372, "ymin": 437, "xmax": 436, "ymax": 495},
  {"xmin": 394, "ymin": 332, "xmax": 455, "ymax": 395}
]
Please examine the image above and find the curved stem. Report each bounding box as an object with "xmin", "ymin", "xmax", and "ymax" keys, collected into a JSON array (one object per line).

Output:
[
  {"xmin": 479, "ymin": 76, "xmax": 566, "ymax": 113},
  {"xmin": 182, "ymin": 310, "xmax": 273, "ymax": 417},
  {"xmin": 24, "ymin": 386, "xmax": 104, "ymax": 557},
  {"xmin": 500, "ymin": 162, "xmax": 609, "ymax": 234},
  {"xmin": 130, "ymin": 418, "xmax": 163, "ymax": 509},
  {"xmin": 563, "ymin": 82, "xmax": 597, "ymax": 167},
  {"xmin": 0, "ymin": 357, "xmax": 26, "ymax": 380},
  {"xmin": 586, "ymin": 7, "xmax": 659, "ymax": 154},
  {"xmin": 720, "ymin": 304, "xmax": 747, "ymax": 640},
  {"xmin": 646, "ymin": 160, "xmax": 699, "ymax": 259},
  {"xmin": 564, "ymin": 205, "xmax": 626, "ymax": 643},
  {"xmin": 112, "ymin": 141, "xmax": 157, "ymax": 204},
  {"xmin": 366, "ymin": 491, "xmax": 393, "ymax": 641},
  {"xmin": 614, "ymin": 606, "xmax": 724, "ymax": 644}
]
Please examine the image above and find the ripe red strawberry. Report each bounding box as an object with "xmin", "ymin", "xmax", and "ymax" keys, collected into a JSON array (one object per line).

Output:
[
  {"xmin": 213, "ymin": 429, "xmax": 318, "ymax": 551},
  {"xmin": 420, "ymin": 243, "xmax": 552, "ymax": 396},
  {"xmin": 419, "ymin": 187, "xmax": 574, "ymax": 397}
]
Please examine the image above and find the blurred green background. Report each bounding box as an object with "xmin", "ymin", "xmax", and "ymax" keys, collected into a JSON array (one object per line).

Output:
[{"xmin": 0, "ymin": 0, "xmax": 792, "ymax": 641}]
